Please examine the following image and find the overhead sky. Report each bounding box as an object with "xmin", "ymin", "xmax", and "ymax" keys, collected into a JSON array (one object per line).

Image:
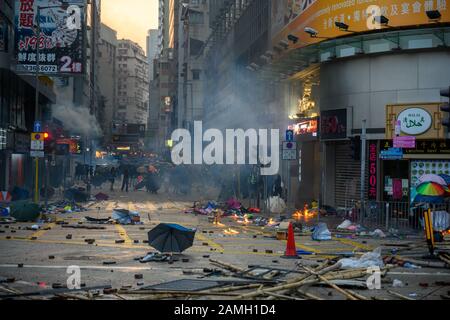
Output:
[{"xmin": 101, "ymin": 0, "xmax": 159, "ymax": 53}]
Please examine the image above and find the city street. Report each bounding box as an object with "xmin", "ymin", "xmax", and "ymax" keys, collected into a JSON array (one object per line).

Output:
[
  {"xmin": 1, "ymin": 188, "xmax": 450, "ymax": 300},
  {"xmin": 1, "ymin": 0, "xmax": 450, "ymax": 308}
]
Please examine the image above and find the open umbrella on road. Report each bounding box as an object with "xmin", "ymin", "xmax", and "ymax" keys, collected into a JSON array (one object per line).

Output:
[{"xmin": 147, "ymin": 223, "xmax": 196, "ymax": 254}]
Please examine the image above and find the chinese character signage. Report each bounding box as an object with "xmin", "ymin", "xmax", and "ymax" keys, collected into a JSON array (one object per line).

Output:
[
  {"xmin": 386, "ymin": 103, "xmax": 446, "ymax": 140},
  {"xmin": 14, "ymin": 0, "xmax": 86, "ymax": 75},
  {"xmin": 272, "ymin": 0, "xmax": 450, "ymax": 47},
  {"xmin": 320, "ymin": 109, "xmax": 347, "ymax": 140},
  {"xmin": 368, "ymin": 142, "xmax": 378, "ymax": 200},
  {"xmin": 382, "ymin": 140, "xmax": 450, "ymax": 155}
]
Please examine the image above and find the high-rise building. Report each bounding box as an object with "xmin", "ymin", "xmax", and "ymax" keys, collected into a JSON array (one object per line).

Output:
[
  {"xmin": 146, "ymin": 29, "xmax": 159, "ymax": 81},
  {"xmin": 148, "ymin": 0, "xmax": 180, "ymax": 155},
  {"xmin": 177, "ymin": 0, "xmax": 211, "ymax": 131},
  {"xmin": 98, "ymin": 23, "xmax": 118, "ymax": 145},
  {"xmin": 116, "ymin": 39, "xmax": 150, "ymax": 125},
  {"xmin": 0, "ymin": 0, "xmax": 56, "ymax": 191}
]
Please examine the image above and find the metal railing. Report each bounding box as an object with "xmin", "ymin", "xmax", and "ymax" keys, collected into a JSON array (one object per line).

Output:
[{"xmin": 340, "ymin": 200, "xmax": 450, "ymax": 233}]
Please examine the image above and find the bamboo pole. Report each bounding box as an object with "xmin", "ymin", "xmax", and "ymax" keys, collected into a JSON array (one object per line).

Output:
[
  {"xmin": 210, "ymin": 284, "xmax": 260, "ymax": 293},
  {"xmin": 300, "ymin": 266, "xmax": 358, "ymax": 300},
  {"xmin": 296, "ymin": 289, "xmax": 324, "ymax": 300},
  {"xmin": 347, "ymin": 290, "xmax": 370, "ymax": 301},
  {"xmin": 236, "ymin": 262, "xmax": 347, "ymax": 300},
  {"xmin": 118, "ymin": 290, "xmax": 240, "ymax": 297},
  {"xmin": 263, "ymin": 291, "xmax": 305, "ymax": 300},
  {"xmin": 209, "ymin": 258, "xmax": 247, "ymax": 273},
  {"xmin": 387, "ymin": 290, "xmax": 415, "ymax": 301}
]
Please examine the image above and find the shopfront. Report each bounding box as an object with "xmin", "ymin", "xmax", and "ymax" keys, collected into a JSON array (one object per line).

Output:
[
  {"xmin": 381, "ymin": 103, "xmax": 449, "ymax": 203},
  {"xmin": 288, "ymin": 117, "xmax": 320, "ymax": 208}
]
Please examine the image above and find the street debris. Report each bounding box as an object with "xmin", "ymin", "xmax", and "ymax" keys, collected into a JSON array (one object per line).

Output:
[
  {"xmin": 339, "ymin": 248, "xmax": 384, "ymax": 269},
  {"xmin": 112, "ymin": 209, "xmax": 141, "ymax": 225},
  {"xmin": 312, "ymin": 223, "xmax": 332, "ymax": 241}
]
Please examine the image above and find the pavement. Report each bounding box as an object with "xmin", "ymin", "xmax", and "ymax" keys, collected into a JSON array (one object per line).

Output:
[{"xmin": 1, "ymin": 187, "xmax": 450, "ymax": 300}]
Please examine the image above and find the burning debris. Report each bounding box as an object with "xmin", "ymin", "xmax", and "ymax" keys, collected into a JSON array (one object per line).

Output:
[{"xmin": 292, "ymin": 204, "xmax": 317, "ymax": 222}]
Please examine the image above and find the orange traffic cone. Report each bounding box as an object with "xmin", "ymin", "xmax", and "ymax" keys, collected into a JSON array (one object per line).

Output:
[{"xmin": 283, "ymin": 222, "xmax": 299, "ymax": 259}]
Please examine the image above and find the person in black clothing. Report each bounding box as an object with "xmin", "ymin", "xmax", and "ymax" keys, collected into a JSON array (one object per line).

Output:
[
  {"xmin": 109, "ymin": 167, "xmax": 116, "ymax": 191},
  {"xmin": 273, "ymin": 174, "xmax": 283, "ymax": 198},
  {"xmin": 121, "ymin": 167, "xmax": 130, "ymax": 192}
]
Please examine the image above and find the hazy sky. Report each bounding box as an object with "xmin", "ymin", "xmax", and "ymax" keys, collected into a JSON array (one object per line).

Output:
[{"xmin": 101, "ymin": 0, "xmax": 159, "ymax": 53}]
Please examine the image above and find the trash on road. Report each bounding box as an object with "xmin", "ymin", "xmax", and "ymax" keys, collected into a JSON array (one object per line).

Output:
[
  {"xmin": 112, "ymin": 209, "xmax": 141, "ymax": 225},
  {"xmin": 311, "ymin": 223, "xmax": 332, "ymax": 241},
  {"xmin": 339, "ymin": 247, "xmax": 385, "ymax": 269}
]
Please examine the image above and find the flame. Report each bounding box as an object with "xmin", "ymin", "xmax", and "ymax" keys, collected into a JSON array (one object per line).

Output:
[
  {"xmin": 214, "ymin": 222, "xmax": 226, "ymax": 228},
  {"xmin": 292, "ymin": 205, "xmax": 316, "ymax": 222},
  {"xmin": 237, "ymin": 218, "xmax": 250, "ymax": 225},
  {"xmin": 223, "ymin": 228, "xmax": 240, "ymax": 235},
  {"xmin": 267, "ymin": 218, "xmax": 278, "ymax": 227}
]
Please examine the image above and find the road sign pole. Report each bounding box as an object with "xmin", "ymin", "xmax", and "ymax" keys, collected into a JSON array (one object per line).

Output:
[{"xmin": 34, "ymin": 157, "xmax": 39, "ymax": 203}]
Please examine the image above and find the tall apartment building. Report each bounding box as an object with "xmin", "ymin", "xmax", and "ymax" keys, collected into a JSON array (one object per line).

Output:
[
  {"xmin": 116, "ymin": 40, "xmax": 150, "ymax": 126},
  {"xmin": 177, "ymin": 0, "xmax": 211, "ymax": 131},
  {"xmin": 98, "ymin": 23, "xmax": 118, "ymax": 144},
  {"xmin": 147, "ymin": 29, "xmax": 159, "ymax": 81},
  {"xmin": 148, "ymin": 0, "xmax": 180, "ymax": 154}
]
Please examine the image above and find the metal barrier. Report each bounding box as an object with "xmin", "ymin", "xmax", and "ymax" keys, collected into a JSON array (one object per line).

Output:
[{"xmin": 345, "ymin": 201, "xmax": 450, "ymax": 233}]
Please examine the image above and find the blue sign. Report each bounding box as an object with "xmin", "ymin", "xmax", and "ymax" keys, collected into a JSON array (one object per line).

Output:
[
  {"xmin": 34, "ymin": 121, "xmax": 41, "ymax": 133},
  {"xmin": 380, "ymin": 148, "xmax": 404, "ymax": 160},
  {"xmin": 286, "ymin": 130, "xmax": 294, "ymax": 142}
]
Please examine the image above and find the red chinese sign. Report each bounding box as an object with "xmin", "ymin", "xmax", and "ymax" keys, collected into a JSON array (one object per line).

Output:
[{"xmin": 368, "ymin": 142, "xmax": 378, "ymax": 200}]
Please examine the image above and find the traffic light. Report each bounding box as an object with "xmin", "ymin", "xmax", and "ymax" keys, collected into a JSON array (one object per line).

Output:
[
  {"xmin": 44, "ymin": 131, "xmax": 56, "ymax": 154},
  {"xmin": 181, "ymin": 63, "xmax": 187, "ymax": 78},
  {"xmin": 350, "ymin": 136, "xmax": 361, "ymax": 161},
  {"xmin": 441, "ymin": 87, "xmax": 450, "ymax": 130}
]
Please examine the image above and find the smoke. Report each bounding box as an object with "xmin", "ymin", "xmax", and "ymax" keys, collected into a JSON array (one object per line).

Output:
[{"xmin": 51, "ymin": 104, "xmax": 102, "ymax": 138}]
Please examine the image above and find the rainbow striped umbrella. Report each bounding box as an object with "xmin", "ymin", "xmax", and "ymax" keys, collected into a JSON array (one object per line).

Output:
[
  {"xmin": 439, "ymin": 174, "xmax": 450, "ymax": 186},
  {"xmin": 416, "ymin": 182, "xmax": 446, "ymax": 197}
]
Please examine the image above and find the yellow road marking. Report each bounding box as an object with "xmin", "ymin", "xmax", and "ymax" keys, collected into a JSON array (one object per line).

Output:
[
  {"xmin": 0, "ymin": 237, "xmax": 284, "ymax": 256},
  {"xmin": 128, "ymin": 202, "xmax": 137, "ymax": 211},
  {"xmin": 29, "ymin": 223, "xmax": 56, "ymax": 240},
  {"xmin": 333, "ymin": 237, "xmax": 373, "ymax": 251},
  {"xmin": 196, "ymin": 233, "xmax": 224, "ymax": 253},
  {"xmin": 114, "ymin": 224, "xmax": 133, "ymax": 245},
  {"xmin": 146, "ymin": 202, "xmax": 156, "ymax": 211},
  {"xmin": 106, "ymin": 202, "xmax": 115, "ymax": 211}
]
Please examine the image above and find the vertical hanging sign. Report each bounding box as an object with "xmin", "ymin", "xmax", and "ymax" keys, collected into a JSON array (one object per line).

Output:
[{"xmin": 368, "ymin": 141, "xmax": 378, "ymax": 200}]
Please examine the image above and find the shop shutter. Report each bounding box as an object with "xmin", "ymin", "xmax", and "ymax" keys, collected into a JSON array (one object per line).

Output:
[{"xmin": 334, "ymin": 142, "xmax": 366, "ymax": 208}]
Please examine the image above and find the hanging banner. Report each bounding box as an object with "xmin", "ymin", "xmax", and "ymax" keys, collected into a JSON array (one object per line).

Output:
[{"xmin": 14, "ymin": 0, "xmax": 86, "ymax": 75}]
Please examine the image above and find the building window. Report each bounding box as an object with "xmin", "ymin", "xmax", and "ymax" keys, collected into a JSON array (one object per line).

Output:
[
  {"xmin": 189, "ymin": 11, "xmax": 204, "ymax": 24},
  {"xmin": 192, "ymin": 69, "xmax": 201, "ymax": 80}
]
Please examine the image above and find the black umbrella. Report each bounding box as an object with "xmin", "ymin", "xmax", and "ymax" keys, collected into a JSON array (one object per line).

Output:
[{"xmin": 147, "ymin": 223, "xmax": 196, "ymax": 253}]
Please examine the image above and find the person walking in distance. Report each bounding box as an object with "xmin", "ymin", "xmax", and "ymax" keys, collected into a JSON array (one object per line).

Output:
[
  {"xmin": 109, "ymin": 167, "xmax": 116, "ymax": 192},
  {"xmin": 121, "ymin": 167, "xmax": 130, "ymax": 193}
]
